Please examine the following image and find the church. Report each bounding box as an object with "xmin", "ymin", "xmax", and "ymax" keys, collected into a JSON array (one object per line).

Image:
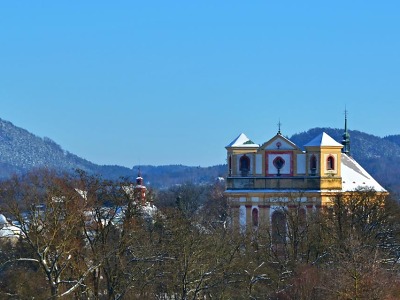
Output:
[{"xmin": 224, "ymin": 117, "xmax": 387, "ymax": 231}]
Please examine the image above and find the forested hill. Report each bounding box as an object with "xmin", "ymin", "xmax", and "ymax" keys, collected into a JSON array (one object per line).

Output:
[
  {"xmin": 0, "ymin": 118, "xmax": 100, "ymax": 178},
  {"xmin": 290, "ymin": 128, "xmax": 400, "ymax": 195},
  {"xmin": 0, "ymin": 118, "xmax": 225, "ymax": 188}
]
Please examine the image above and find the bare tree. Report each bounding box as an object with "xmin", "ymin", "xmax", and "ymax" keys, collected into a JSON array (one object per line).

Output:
[{"xmin": 0, "ymin": 170, "xmax": 99, "ymax": 298}]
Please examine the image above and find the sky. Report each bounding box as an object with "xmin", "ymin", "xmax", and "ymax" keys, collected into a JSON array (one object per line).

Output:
[{"xmin": 1, "ymin": 1, "xmax": 400, "ymax": 168}]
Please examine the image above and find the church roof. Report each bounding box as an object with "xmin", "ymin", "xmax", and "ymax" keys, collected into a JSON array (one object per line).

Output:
[
  {"xmin": 226, "ymin": 133, "xmax": 259, "ymax": 148},
  {"xmin": 341, "ymin": 153, "xmax": 386, "ymax": 192},
  {"xmin": 304, "ymin": 132, "xmax": 343, "ymax": 147}
]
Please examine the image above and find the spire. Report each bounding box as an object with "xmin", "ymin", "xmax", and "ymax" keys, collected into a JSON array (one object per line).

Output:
[
  {"xmin": 277, "ymin": 119, "xmax": 282, "ymax": 135},
  {"xmin": 136, "ymin": 167, "xmax": 143, "ymax": 185},
  {"xmin": 342, "ymin": 108, "xmax": 351, "ymax": 155}
]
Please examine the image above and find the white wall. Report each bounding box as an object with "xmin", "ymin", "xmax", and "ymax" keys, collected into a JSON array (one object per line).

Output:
[
  {"xmin": 255, "ymin": 154, "xmax": 262, "ymax": 174},
  {"xmin": 267, "ymin": 153, "xmax": 291, "ymax": 175},
  {"xmin": 297, "ymin": 154, "xmax": 306, "ymax": 174}
]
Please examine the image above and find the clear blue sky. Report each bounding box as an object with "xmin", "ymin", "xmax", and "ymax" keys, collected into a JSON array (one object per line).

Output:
[{"xmin": 1, "ymin": 1, "xmax": 399, "ymax": 167}]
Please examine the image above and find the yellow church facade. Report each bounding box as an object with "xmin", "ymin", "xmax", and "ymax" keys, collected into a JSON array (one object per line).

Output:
[{"xmin": 224, "ymin": 127, "xmax": 387, "ymax": 231}]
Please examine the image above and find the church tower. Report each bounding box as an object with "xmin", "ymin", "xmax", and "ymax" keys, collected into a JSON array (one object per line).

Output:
[
  {"xmin": 134, "ymin": 169, "xmax": 147, "ymax": 205},
  {"xmin": 304, "ymin": 132, "xmax": 343, "ymax": 192}
]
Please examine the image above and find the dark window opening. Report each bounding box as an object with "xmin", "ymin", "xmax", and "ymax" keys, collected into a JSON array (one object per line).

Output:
[
  {"xmin": 272, "ymin": 210, "xmax": 287, "ymax": 243},
  {"xmin": 310, "ymin": 155, "xmax": 317, "ymax": 175},
  {"xmin": 252, "ymin": 208, "xmax": 259, "ymax": 227},
  {"xmin": 240, "ymin": 155, "xmax": 250, "ymax": 176}
]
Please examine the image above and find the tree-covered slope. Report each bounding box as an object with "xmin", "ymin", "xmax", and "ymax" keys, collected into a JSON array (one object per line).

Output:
[
  {"xmin": 0, "ymin": 118, "xmax": 225, "ymax": 187},
  {"xmin": 0, "ymin": 118, "xmax": 98, "ymax": 175}
]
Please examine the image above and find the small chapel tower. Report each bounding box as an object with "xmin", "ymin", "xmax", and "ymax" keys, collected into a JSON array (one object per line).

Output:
[{"xmin": 134, "ymin": 169, "xmax": 147, "ymax": 205}]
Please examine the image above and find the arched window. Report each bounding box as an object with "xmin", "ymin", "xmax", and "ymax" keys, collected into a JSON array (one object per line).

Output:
[
  {"xmin": 240, "ymin": 155, "xmax": 250, "ymax": 176},
  {"xmin": 310, "ymin": 155, "xmax": 317, "ymax": 175},
  {"xmin": 252, "ymin": 208, "xmax": 259, "ymax": 227},
  {"xmin": 327, "ymin": 155, "xmax": 335, "ymax": 170},
  {"xmin": 272, "ymin": 210, "xmax": 287, "ymax": 243}
]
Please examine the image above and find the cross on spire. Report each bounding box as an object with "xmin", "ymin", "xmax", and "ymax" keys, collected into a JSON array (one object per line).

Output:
[
  {"xmin": 277, "ymin": 119, "xmax": 282, "ymax": 135},
  {"xmin": 342, "ymin": 107, "xmax": 351, "ymax": 156}
]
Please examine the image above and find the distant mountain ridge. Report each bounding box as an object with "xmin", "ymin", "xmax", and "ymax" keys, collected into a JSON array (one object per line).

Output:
[
  {"xmin": 290, "ymin": 127, "xmax": 400, "ymax": 159},
  {"xmin": 0, "ymin": 118, "xmax": 399, "ymax": 194},
  {"xmin": 0, "ymin": 118, "xmax": 225, "ymax": 188},
  {"xmin": 0, "ymin": 119, "xmax": 98, "ymax": 175},
  {"xmin": 290, "ymin": 128, "xmax": 400, "ymax": 195}
]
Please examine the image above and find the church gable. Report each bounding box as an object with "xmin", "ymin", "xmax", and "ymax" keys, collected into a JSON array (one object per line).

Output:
[
  {"xmin": 258, "ymin": 135, "xmax": 302, "ymax": 177},
  {"xmin": 259, "ymin": 134, "xmax": 301, "ymax": 151}
]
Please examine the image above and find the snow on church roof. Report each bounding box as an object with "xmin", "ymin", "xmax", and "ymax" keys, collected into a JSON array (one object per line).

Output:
[
  {"xmin": 304, "ymin": 132, "xmax": 343, "ymax": 147},
  {"xmin": 340, "ymin": 153, "xmax": 386, "ymax": 192},
  {"xmin": 226, "ymin": 133, "xmax": 259, "ymax": 148}
]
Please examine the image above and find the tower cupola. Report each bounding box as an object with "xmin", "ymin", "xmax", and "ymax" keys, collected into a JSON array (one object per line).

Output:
[{"xmin": 136, "ymin": 169, "xmax": 144, "ymax": 185}]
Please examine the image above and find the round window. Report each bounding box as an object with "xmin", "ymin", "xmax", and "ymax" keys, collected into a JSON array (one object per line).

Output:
[{"xmin": 273, "ymin": 156, "xmax": 285, "ymax": 170}]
